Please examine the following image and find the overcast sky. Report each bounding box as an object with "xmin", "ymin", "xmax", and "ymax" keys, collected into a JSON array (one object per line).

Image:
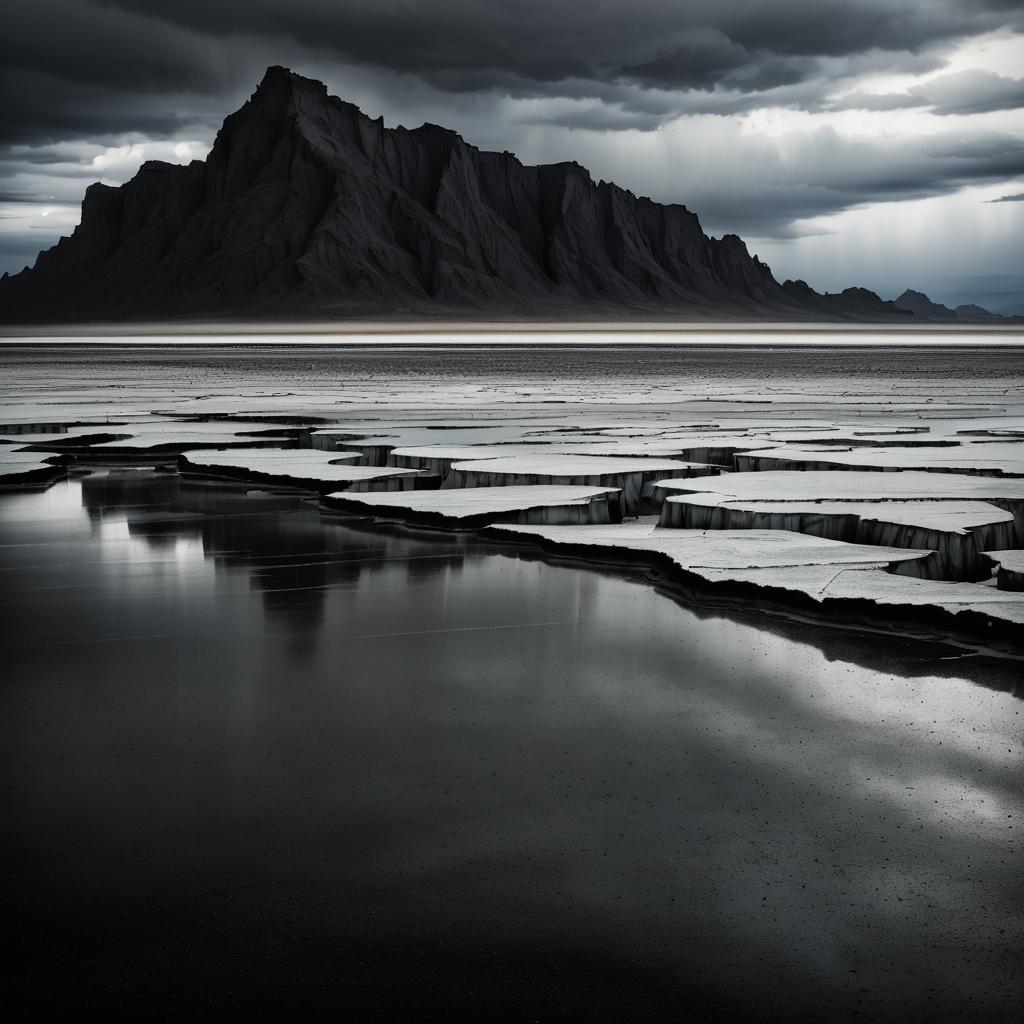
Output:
[{"xmin": 2, "ymin": 0, "xmax": 1023, "ymax": 304}]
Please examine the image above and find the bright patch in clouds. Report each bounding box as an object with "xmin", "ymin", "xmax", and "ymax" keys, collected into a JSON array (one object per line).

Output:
[{"xmin": 89, "ymin": 139, "xmax": 208, "ymax": 177}]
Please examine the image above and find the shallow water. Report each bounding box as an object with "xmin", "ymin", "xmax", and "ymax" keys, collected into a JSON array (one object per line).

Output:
[{"xmin": 2, "ymin": 470, "xmax": 1021, "ymax": 1020}]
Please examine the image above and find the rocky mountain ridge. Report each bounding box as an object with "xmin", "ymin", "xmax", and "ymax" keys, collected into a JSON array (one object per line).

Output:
[{"xmin": 0, "ymin": 67, "xmax": 1005, "ymax": 323}]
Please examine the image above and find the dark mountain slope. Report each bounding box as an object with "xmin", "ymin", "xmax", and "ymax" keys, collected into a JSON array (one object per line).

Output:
[
  {"xmin": 894, "ymin": 289, "xmax": 958, "ymax": 321},
  {"xmin": 1, "ymin": 67, "xmax": 914, "ymax": 323}
]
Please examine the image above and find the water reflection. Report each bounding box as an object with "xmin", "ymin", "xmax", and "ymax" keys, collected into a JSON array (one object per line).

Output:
[
  {"xmin": 1, "ymin": 471, "xmax": 1021, "ymax": 1021},
  {"xmin": 81, "ymin": 471, "xmax": 476, "ymax": 650},
  {"xmin": 80, "ymin": 471, "xmax": 382, "ymax": 646}
]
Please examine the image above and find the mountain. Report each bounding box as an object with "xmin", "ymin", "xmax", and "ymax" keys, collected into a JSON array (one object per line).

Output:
[
  {"xmin": 953, "ymin": 303, "xmax": 999, "ymax": 320},
  {"xmin": 893, "ymin": 289, "xmax": 958, "ymax": 320},
  {"xmin": 893, "ymin": 288, "xmax": 1018, "ymax": 323},
  {"xmin": 0, "ymin": 67, "xmax": 928, "ymax": 323},
  {"xmin": 931, "ymin": 275, "xmax": 1024, "ymax": 318}
]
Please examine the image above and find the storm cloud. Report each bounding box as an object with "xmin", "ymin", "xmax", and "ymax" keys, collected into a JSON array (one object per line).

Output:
[
  {"xmin": 1, "ymin": 0, "xmax": 1022, "ymax": 294},
  {"xmin": 836, "ymin": 69, "xmax": 1024, "ymax": 115},
  {"xmin": 4, "ymin": 1, "xmax": 1022, "ymax": 141}
]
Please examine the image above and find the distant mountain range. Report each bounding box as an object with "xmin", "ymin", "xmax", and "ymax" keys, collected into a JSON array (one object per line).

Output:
[
  {"xmin": 892, "ymin": 289, "xmax": 1010, "ymax": 322},
  {"xmin": 0, "ymin": 67, "xmax": 1019, "ymax": 324},
  {"xmin": 928, "ymin": 275, "xmax": 1024, "ymax": 318}
]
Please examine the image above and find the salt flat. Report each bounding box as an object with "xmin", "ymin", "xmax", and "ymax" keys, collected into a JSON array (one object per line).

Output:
[
  {"xmin": 0, "ymin": 337, "xmax": 1022, "ymax": 648},
  {"xmin": 322, "ymin": 484, "xmax": 622, "ymax": 526},
  {"xmin": 447, "ymin": 453, "xmax": 710, "ymax": 516},
  {"xmin": 652, "ymin": 468, "xmax": 1024, "ymax": 502},
  {"xmin": 489, "ymin": 522, "xmax": 1024, "ymax": 634},
  {"xmin": 738, "ymin": 441, "xmax": 1024, "ymax": 475},
  {"xmin": 648, "ymin": 469, "xmax": 1024, "ymax": 580},
  {"xmin": 491, "ymin": 521, "xmax": 929, "ymax": 570},
  {"xmin": 387, "ymin": 443, "xmax": 572, "ymax": 475},
  {"xmin": 94, "ymin": 424, "xmax": 295, "ymax": 452},
  {"xmin": 663, "ymin": 495, "xmax": 1011, "ymax": 534},
  {"xmin": 181, "ymin": 449, "xmax": 424, "ymax": 491},
  {"xmin": 659, "ymin": 494, "xmax": 1014, "ymax": 580}
]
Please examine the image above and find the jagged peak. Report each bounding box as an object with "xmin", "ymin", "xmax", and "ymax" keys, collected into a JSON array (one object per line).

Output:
[
  {"xmin": 549, "ymin": 159, "xmax": 591, "ymax": 175},
  {"xmin": 840, "ymin": 286, "xmax": 883, "ymax": 300},
  {"xmin": 783, "ymin": 279, "xmax": 814, "ymax": 295},
  {"xmin": 535, "ymin": 160, "xmax": 595, "ymax": 189},
  {"xmin": 258, "ymin": 64, "xmax": 291, "ymax": 86},
  {"xmin": 716, "ymin": 234, "xmax": 753, "ymax": 256},
  {"xmin": 136, "ymin": 159, "xmax": 184, "ymax": 175},
  {"xmin": 235, "ymin": 65, "xmax": 345, "ymax": 131},
  {"xmin": 412, "ymin": 122, "xmax": 461, "ymax": 137},
  {"xmin": 255, "ymin": 65, "xmax": 327, "ymax": 98}
]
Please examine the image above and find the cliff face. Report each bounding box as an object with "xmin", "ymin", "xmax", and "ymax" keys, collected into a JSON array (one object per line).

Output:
[{"xmin": 0, "ymin": 67, "xmax": 912, "ymax": 322}]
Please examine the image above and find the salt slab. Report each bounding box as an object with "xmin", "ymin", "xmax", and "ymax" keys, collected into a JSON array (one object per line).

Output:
[
  {"xmin": 736, "ymin": 442, "xmax": 1024, "ymax": 477},
  {"xmin": 322, "ymin": 485, "xmax": 622, "ymax": 527},
  {"xmin": 447, "ymin": 454, "xmax": 712, "ymax": 516},
  {"xmin": 488, "ymin": 523, "xmax": 1024, "ymax": 639},
  {"xmin": 652, "ymin": 469, "xmax": 1024, "ymax": 503},
  {"xmin": 180, "ymin": 449, "xmax": 423, "ymax": 493},
  {"xmin": 659, "ymin": 494, "xmax": 1015, "ymax": 581},
  {"xmin": 983, "ymin": 549, "xmax": 1024, "ymax": 592}
]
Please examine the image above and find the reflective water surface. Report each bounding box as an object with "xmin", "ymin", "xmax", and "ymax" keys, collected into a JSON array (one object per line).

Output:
[{"xmin": 2, "ymin": 471, "xmax": 1022, "ymax": 1021}]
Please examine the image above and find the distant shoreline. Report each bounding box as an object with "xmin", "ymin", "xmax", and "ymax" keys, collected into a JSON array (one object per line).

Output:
[{"xmin": 1, "ymin": 320, "xmax": 1023, "ymax": 345}]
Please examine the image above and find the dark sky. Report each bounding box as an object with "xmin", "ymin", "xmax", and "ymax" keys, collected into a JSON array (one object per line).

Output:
[{"xmin": 2, "ymin": 1, "xmax": 1023, "ymax": 300}]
